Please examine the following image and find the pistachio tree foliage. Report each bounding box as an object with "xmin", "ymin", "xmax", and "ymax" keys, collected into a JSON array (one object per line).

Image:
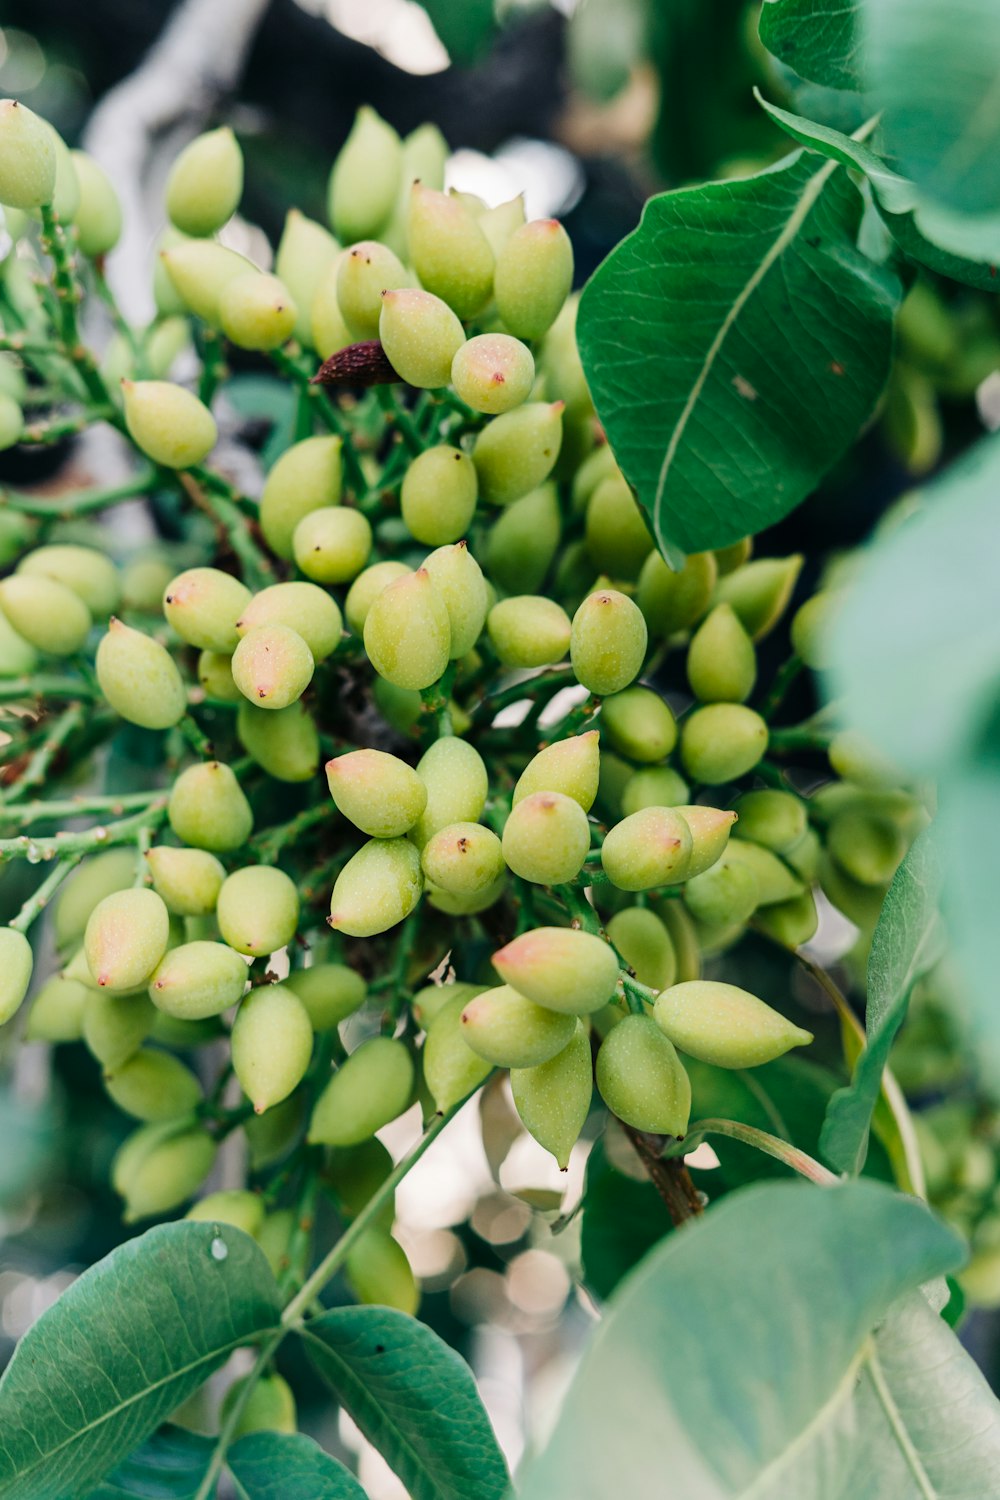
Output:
[{"xmin": 0, "ymin": 0, "xmax": 999, "ymax": 1492}]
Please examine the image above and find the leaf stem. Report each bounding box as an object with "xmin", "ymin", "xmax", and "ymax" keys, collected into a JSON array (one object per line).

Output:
[
  {"xmin": 9, "ymin": 853, "xmax": 83, "ymax": 932},
  {"xmin": 679, "ymin": 1117, "xmax": 839, "ymax": 1185}
]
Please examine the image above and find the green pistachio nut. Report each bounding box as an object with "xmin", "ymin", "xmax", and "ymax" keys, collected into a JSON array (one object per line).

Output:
[
  {"xmin": 310, "ymin": 257, "xmax": 352, "ymax": 360},
  {"xmin": 818, "ymin": 850, "xmax": 886, "ymax": 931},
  {"xmin": 163, "ymin": 566, "xmax": 251, "ymax": 653},
  {"xmin": 657, "ymin": 900, "xmax": 701, "ymax": 983},
  {"xmin": 121, "ymin": 379, "xmax": 217, "ymax": 469},
  {"xmin": 0, "ymin": 927, "xmax": 33, "ymax": 1025},
  {"xmin": 327, "ymin": 748, "xmax": 427, "ymax": 838},
  {"xmin": 512, "ymin": 731, "xmax": 600, "ymax": 812},
  {"xmin": 478, "ymin": 192, "xmax": 526, "ymax": 257},
  {"xmin": 827, "ymin": 808, "xmax": 907, "ymax": 887},
  {"xmin": 0, "ymin": 605, "xmax": 36, "ymax": 677},
  {"xmin": 336, "ymin": 240, "xmax": 409, "ymax": 339},
  {"xmin": 675, "ymin": 804, "xmax": 738, "ymax": 877},
  {"xmin": 407, "ymin": 182, "xmax": 494, "ymax": 318},
  {"xmin": 104, "ymin": 1047, "xmax": 203, "ymax": 1121},
  {"xmin": 217, "ymin": 865, "xmax": 300, "ymax": 957},
  {"xmin": 714, "ymin": 538, "xmax": 753, "ymax": 575},
  {"xmin": 501, "ymin": 791, "xmax": 591, "ymax": 886},
  {"xmin": 754, "ymin": 889, "xmax": 819, "ymax": 948},
  {"xmin": 345, "ymin": 1229, "xmax": 419, "ymax": 1315},
  {"xmin": 219, "ymin": 271, "xmax": 297, "ymax": 351},
  {"xmin": 487, "ymin": 595, "xmax": 570, "ymax": 668},
  {"xmin": 345, "ymin": 561, "xmax": 411, "ymax": 635},
  {"xmin": 168, "ymin": 760, "xmax": 253, "ymax": 851},
  {"xmin": 117, "ymin": 1123, "xmax": 217, "ymax": 1222},
  {"xmin": 96, "ymin": 617, "xmax": 186, "ymax": 729},
  {"xmin": 606, "ymin": 907, "xmax": 676, "ymax": 990},
  {"xmin": 713, "ymin": 554, "xmax": 803, "ymax": 640},
  {"xmin": 237, "ymin": 581, "xmax": 342, "ymax": 662},
  {"xmin": 653, "ymin": 979, "xmax": 813, "ymax": 1068},
  {"xmin": 186, "ymin": 1189, "xmax": 264, "ymax": 1238},
  {"xmin": 363, "ymin": 567, "xmax": 451, "ymax": 690},
  {"xmin": 412, "ymin": 980, "xmax": 486, "ymax": 1031},
  {"xmin": 53, "ymin": 850, "xmax": 137, "ymax": 954},
  {"xmin": 679, "ymin": 704, "xmax": 768, "ymax": 784},
  {"xmin": 165, "ymin": 126, "xmax": 242, "ymax": 235},
  {"xmin": 231, "ymin": 623, "xmax": 315, "ymax": 710},
  {"xmin": 571, "ymin": 588, "xmax": 647, "ymax": 697},
  {"xmin": 259, "ymin": 435, "xmax": 343, "ymax": 560},
  {"xmin": 160, "ymin": 239, "xmax": 255, "ymax": 325},
  {"xmin": 620, "ymin": 766, "xmax": 689, "ymax": 818},
  {"xmin": 69, "ymin": 150, "xmax": 122, "ymax": 256},
  {"xmin": 426, "ymin": 870, "xmax": 506, "ymax": 916},
  {"xmin": 723, "ymin": 839, "xmax": 804, "ymax": 906},
  {"xmin": 686, "ymin": 602, "xmax": 756, "ymax": 703},
  {"xmin": 149, "ymin": 940, "xmax": 249, "ymax": 1020},
  {"xmin": 682, "ymin": 854, "xmax": 759, "ymax": 927},
  {"xmin": 284, "ymin": 963, "xmax": 366, "ymax": 1031},
  {"xmin": 451, "ymin": 333, "xmax": 535, "ymax": 415},
  {"xmin": 244, "ymin": 1096, "xmax": 305, "ymax": 1173},
  {"xmin": 460, "ymin": 984, "xmax": 576, "ymax": 1068},
  {"xmin": 600, "ymin": 686, "xmax": 676, "ymax": 762},
  {"xmin": 145, "ymin": 847, "xmax": 225, "ymax": 916},
  {"xmin": 232, "ymin": 983, "xmax": 313, "ymax": 1113},
  {"xmin": 510, "ymin": 1021, "xmax": 592, "ymax": 1170},
  {"xmin": 473, "ymin": 402, "xmax": 563, "ymax": 507},
  {"xmin": 492, "ymin": 926, "xmax": 619, "ymax": 1015},
  {"xmin": 255, "ymin": 1208, "xmax": 295, "ymax": 1276},
  {"xmin": 410, "ymin": 736, "xmax": 489, "ymax": 847},
  {"xmin": 329, "ymin": 837, "xmax": 423, "ymax": 937},
  {"xmin": 790, "ymin": 589, "xmax": 842, "ymax": 671},
  {"xmin": 401, "ymin": 445, "xmax": 477, "ymax": 545},
  {"xmin": 485, "ymin": 481, "xmax": 561, "ymax": 593},
  {"xmin": 494, "ymin": 218, "xmax": 573, "ymax": 339},
  {"xmin": 596, "ymin": 1014, "xmax": 691, "ymax": 1135},
  {"xmin": 85, "ymin": 888, "xmax": 171, "ymax": 992},
  {"xmin": 422, "ymin": 993, "xmax": 493, "ymax": 1112},
  {"xmin": 222, "ymin": 1371, "xmax": 297, "ymax": 1439},
  {"xmin": 421, "ymin": 822, "xmax": 504, "ymax": 898},
  {"xmin": 328, "ymin": 106, "xmax": 402, "ymax": 243},
  {"xmin": 237, "ymin": 700, "xmax": 320, "ymax": 783},
  {"xmin": 0, "ymin": 575, "xmax": 92, "ymax": 656},
  {"xmin": 378, "ymin": 287, "xmax": 465, "ymax": 388},
  {"xmin": 122, "ymin": 554, "xmax": 175, "ymax": 614},
  {"xmin": 18, "ymin": 543, "xmax": 120, "ymax": 617},
  {"xmin": 637, "ymin": 549, "xmax": 717, "ymax": 638},
  {"xmin": 602, "ymin": 807, "xmax": 692, "ymax": 891},
  {"xmin": 0, "ymin": 99, "xmax": 57, "ymax": 208},
  {"xmin": 25, "ymin": 974, "xmax": 90, "ymax": 1042},
  {"xmin": 732, "ymin": 789, "xmax": 806, "ymax": 854},
  {"xmin": 83, "ymin": 990, "xmax": 157, "ymax": 1070},
  {"xmin": 275, "ymin": 208, "xmax": 340, "ymax": 346},
  {"xmin": 784, "ymin": 826, "xmax": 822, "ymax": 883},
  {"xmin": 584, "ymin": 473, "xmax": 653, "ymax": 581},
  {"xmin": 292, "ymin": 505, "xmax": 372, "ymax": 585},
  {"xmin": 421, "ymin": 541, "xmax": 488, "ymax": 657},
  {"xmin": 309, "ymin": 1035, "xmax": 414, "ymax": 1145},
  {"xmin": 0, "ymin": 393, "xmax": 22, "ymax": 451}
]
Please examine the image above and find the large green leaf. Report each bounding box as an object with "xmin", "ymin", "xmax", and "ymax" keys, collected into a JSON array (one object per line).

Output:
[
  {"xmin": 758, "ymin": 0, "xmax": 863, "ymax": 90},
  {"xmin": 301, "ymin": 1305, "xmax": 509, "ymax": 1500},
  {"xmin": 0, "ymin": 1224, "xmax": 281, "ymax": 1500},
  {"xmin": 864, "ymin": 0, "xmax": 1000, "ymax": 217},
  {"xmin": 518, "ymin": 1180, "xmax": 993, "ymax": 1499},
  {"xmin": 576, "ymin": 154, "xmax": 899, "ymax": 560},
  {"xmin": 86, "ymin": 1427, "xmax": 214, "ymax": 1499},
  {"xmin": 228, "ymin": 1432, "xmax": 365, "ymax": 1499},
  {"xmin": 821, "ymin": 830, "xmax": 943, "ymax": 1175},
  {"xmin": 419, "ymin": 0, "xmax": 496, "ymax": 66}
]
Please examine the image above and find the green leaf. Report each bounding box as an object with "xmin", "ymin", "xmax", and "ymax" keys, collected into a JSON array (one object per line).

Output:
[
  {"xmin": 580, "ymin": 1139, "xmax": 674, "ymax": 1299},
  {"xmin": 301, "ymin": 1305, "xmax": 509, "ymax": 1500},
  {"xmin": 228, "ymin": 1432, "xmax": 365, "ymax": 1499},
  {"xmin": 576, "ymin": 154, "xmax": 899, "ymax": 559},
  {"xmin": 865, "ymin": 0, "xmax": 1000, "ymax": 217},
  {"xmin": 518, "ymin": 1179, "xmax": 991, "ymax": 1499},
  {"xmin": 86, "ymin": 1427, "xmax": 214, "ymax": 1499},
  {"xmin": 419, "ymin": 0, "xmax": 496, "ymax": 66},
  {"xmin": 0, "ymin": 1224, "xmax": 281, "ymax": 1500},
  {"xmin": 821, "ymin": 830, "xmax": 943, "ymax": 1175},
  {"xmin": 758, "ymin": 0, "xmax": 862, "ymax": 90}
]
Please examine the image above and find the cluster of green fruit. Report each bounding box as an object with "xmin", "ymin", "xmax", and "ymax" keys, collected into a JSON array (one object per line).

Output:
[{"xmin": 0, "ymin": 99, "xmax": 930, "ymax": 1315}]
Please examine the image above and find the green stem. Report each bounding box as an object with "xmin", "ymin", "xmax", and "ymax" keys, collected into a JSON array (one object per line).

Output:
[
  {"xmin": 0, "ymin": 467, "xmax": 158, "ymax": 518},
  {"xmin": 621, "ymin": 973, "xmax": 655, "ymax": 1013},
  {"xmin": 20, "ymin": 405, "xmax": 115, "ymax": 444},
  {"xmin": 39, "ymin": 204, "xmax": 116, "ymax": 414},
  {"xmin": 9, "ymin": 854, "xmax": 83, "ymax": 932},
  {"xmin": 376, "ymin": 385, "xmax": 423, "ymax": 456},
  {"xmin": 198, "ymin": 328, "xmax": 226, "ymax": 406},
  {"xmin": 179, "ymin": 714, "xmax": 213, "ymax": 758},
  {"xmin": 0, "ymin": 801, "xmax": 168, "ymax": 860},
  {"xmin": 0, "ymin": 674, "xmax": 97, "ymax": 703},
  {"xmin": 767, "ymin": 723, "xmax": 832, "ymax": 754},
  {"xmin": 760, "ymin": 655, "xmax": 803, "ymax": 722},
  {"xmin": 0, "ymin": 702, "xmax": 86, "ymax": 806},
  {"xmin": 0, "ymin": 787, "xmax": 166, "ymax": 827},
  {"xmin": 180, "ymin": 468, "xmax": 273, "ymax": 590},
  {"xmin": 677, "ymin": 1118, "xmax": 839, "ymax": 1186},
  {"xmin": 469, "ymin": 667, "xmax": 574, "ymax": 726},
  {"xmin": 270, "ymin": 347, "xmax": 368, "ymax": 495}
]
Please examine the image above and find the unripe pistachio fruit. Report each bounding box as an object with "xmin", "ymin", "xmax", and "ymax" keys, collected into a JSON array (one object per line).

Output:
[
  {"xmin": 284, "ymin": 963, "xmax": 366, "ymax": 1031},
  {"xmin": 493, "ymin": 218, "xmax": 574, "ymax": 339},
  {"xmin": 473, "ymin": 402, "xmax": 563, "ymax": 507},
  {"xmin": 217, "ymin": 865, "xmax": 300, "ymax": 957},
  {"xmin": 345, "ymin": 1230, "xmax": 419, "ymax": 1316},
  {"xmin": 501, "ymin": 791, "xmax": 591, "ymax": 886},
  {"xmin": 0, "ymin": 928, "xmax": 33, "ymax": 1025},
  {"xmin": 510, "ymin": 1022, "xmax": 592, "ymax": 1169},
  {"xmin": 96, "ymin": 618, "xmax": 186, "ymax": 729},
  {"xmin": 259, "ymin": 435, "xmax": 343, "ymax": 560},
  {"xmin": 451, "ymin": 334, "xmax": 535, "ymax": 415},
  {"xmin": 309, "ymin": 1035, "xmax": 414, "ymax": 1145},
  {"xmin": 167, "ymin": 760, "xmax": 253, "ymax": 851},
  {"xmin": 680, "ymin": 704, "xmax": 768, "ymax": 785},
  {"xmin": 754, "ymin": 889, "xmax": 819, "ymax": 948},
  {"xmin": 401, "ymin": 446, "xmax": 477, "ymax": 545},
  {"xmin": 328, "ymin": 106, "xmax": 402, "ymax": 244},
  {"xmin": 601, "ymin": 807, "xmax": 692, "ymax": 890},
  {"xmin": 485, "ymin": 482, "xmax": 561, "ymax": 593},
  {"xmin": 121, "ymin": 380, "xmax": 217, "ymax": 469},
  {"xmin": 231, "ymin": 624, "xmax": 314, "ymax": 710},
  {"xmin": 492, "ymin": 926, "xmax": 619, "ymax": 1015},
  {"xmin": 345, "ymin": 561, "xmax": 411, "ymax": 635},
  {"xmin": 595, "ymin": 1014, "xmax": 691, "ymax": 1136},
  {"xmin": 0, "ymin": 100, "xmax": 57, "ymax": 209},
  {"xmin": 186, "ymin": 1189, "xmax": 264, "ymax": 1238},
  {"xmin": 423, "ymin": 993, "xmax": 493, "ymax": 1112},
  {"xmin": 237, "ymin": 700, "xmax": 321, "ymax": 783},
  {"xmin": 607, "ymin": 907, "xmax": 676, "ymax": 991},
  {"xmin": 329, "ymin": 837, "xmax": 423, "ymax": 937},
  {"xmin": 165, "ymin": 126, "xmax": 243, "ymax": 236},
  {"xmin": 160, "ymin": 240, "xmax": 255, "ymax": 326},
  {"xmin": 222, "ymin": 1372, "xmax": 297, "ymax": 1439},
  {"xmin": 732, "ymin": 789, "xmax": 806, "ymax": 854},
  {"xmin": 337, "ymin": 241, "xmax": 409, "ymax": 339},
  {"xmin": 585, "ymin": 474, "xmax": 653, "ymax": 581},
  {"xmin": 85, "ymin": 888, "xmax": 171, "ymax": 992},
  {"xmin": 0, "ymin": 575, "xmax": 92, "ymax": 657},
  {"xmin": 379, "ymin": 287, "xmax": 465, "ymax": 389},
  {"xmin": 571, "ymin": 589, "xmax": 647, "ymax": 697},
  {"xmin": 421, "ymin": 541, "xmax": 488, "ymax": 658},
  {"xmin": 116, "ymin": 1123, "xmax": 217, "ymax": 1222},
  {"xmin": 460, "ymin": 985, "xmax": 576, "ymax": 1068},
  {"xmin": 687, "ymin": 603, "xmax": 756, "ymax": 703},
  {"xmin": 292, "ymin": 505, "xmax": 372, "ymax": 585},
  {"xmin": 683, "ymin": 855, "xmax": 759, "ymax": 927},
  {"xmin": 653, "ymin": 980, "xmax": 813, "ymax": 1068},
  {"xmin": 163, "ymin": 566, "xmax": 251, "ymax": 653},
  {"xmin": 327, "ymin": 748, "xmax": 427, "ymax": 838},
  {"xmin": 149, "ymin": 940, "xmax": 249, "ymax": 1020},
  {"xmin": 53, "ymin": 850, "xmax": 137, "ymax": 954},
  {"xmin": 827, "ymin": 809, "xmax": 907, "ymax": 887},
  {"xmin": 0, "ymin": 604, "xmax": 35, "ymax": 679},
  {"xmin": 600, "ymin": 686, "xmax": 676, "ymax": 762},
  {"xmin": 675, "ymin": 804, "xmax": 737, "ymax": 877},
  {"xmin": 145, "ymin": 847, "xmax": 225, "ymax": 916},
  {"xmin": 17, "ymin": 543, "xmax": 120, "ymax": 617},
  {"xmin": 637, "ymin": 550, "xmax": 717, "ymax": 638},
  {"xmin": 407, "ymin": 183, "xmax": 494, "ymax": 319},
  {"xmin": 219, "ymin": 271, "xmax": 297, "ymax": 351},
  {"xmin": 621, "ymin": 766, "xmax": 689, "ymax": 818},
  {"xmin": 488, "ymin": 595, "xmax": 571, "ymax": 668},
  {"xmin": 791, "ymin": 589, "xmax": 842, "ymax": 670},
  {"xmin": 236, "ymin": 581, "xmax": 342, "ymax": 662},
  {"xmin": 713, "ymin": 554, "xmax": 803, "ymax": 640},
  {"xmin": 410, "ymin": 737, "xmax": 488, "ymax": 847},
  {"xmin": 723, "ymin": 839, "xmax": 803, "ymax": 906},
  {"xmin": 73, "ymin": 149, "xmax": 125, "ymax": 255},
  {"xmin": 275, "ymin": 208, "xmax": 340, "ymax": 346},
  {"xmin": 421, "ymin": 822, "xmax": 504, "ymax": 897},
  {"xmin": 231, "ymin": 983, "xmax": 313, "ymax": 1113},
  {"xmin": 512, "ymin": 732, "xmax": 600, "ymax": 812},
  {"xmin": 104, "ymin": 1048, "xmax": 202, "ymax": 1122},
  {"xmin": 25, "ymin": 975, "xmax": 89, "ymax": 1042},
  {"xmin": 83, "ymin": 990, "xmax": 156, "ymax": 1070},
  {"xmin": 363, "ymin": 568, "xmax": 451, "ymax": 690}
]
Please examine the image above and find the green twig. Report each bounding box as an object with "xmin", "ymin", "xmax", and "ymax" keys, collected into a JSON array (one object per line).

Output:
[
  {"xmin": 760, "ymin": 655, "xmax": 803, "ymax": 722},
  {"xmin": 9, "ymin": 853, "xmax": 83, "ymax": 932},
  {"xmin": 179, "ymin": 469, "xmax": 273, "ymax": 590},
  {"xmin": 0, "ymin": 702, "xmax": 86, "ymax": 806},
  {"xmin": 0, "ymin": 674, "xmax": 97, "ymax": 703},
  {"xmin": 0, "ymin": 787, "xmax": 166, "ymax": 827},
  {"xmin": 673, "ymin": 1118, "xmax": 839, "ymax": 1185},
  {"xmin": 0, "ymin": 467, "xmax": 158, "ymax": 518},
  {"xmin": 0, "ymin": 800, "xmax": 168, "ymax": 860}
]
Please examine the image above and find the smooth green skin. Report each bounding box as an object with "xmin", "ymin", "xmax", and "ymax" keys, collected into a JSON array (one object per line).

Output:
[
  {"xmin": 423, "ymin": 993, "xmax": 493, "ymax": 1112},
  {"xmin": 501, "ymin": 791, "xmax": 591, "ymax": 886},
  {"xmin": 412, "ymin": 981, "xmax": 486, "ymax": 1031},
  {"xmin": 328, "ymin": 105, "xmax": 401, "ymax": 243},
  {"xmin": 84, "ymin": 888, "xmax": 170, "ymax": 993},
  {"xmin": 826, "ymin": 729, "xmax": 904, "ymax": 791},
  {"xmin": 595, "ymin": 1014, "xmax": 691, "ymax": 1136},
  {"xmin": 25, "ymin": 974, "xmax": 90, "ymax": 1042},
  {"xmin": 104, "ymin": 1047, "xmax": 203, "ymax": 1121},
  {"xmin": 494, "ymin": 218, "xmax": 574, "ymax": 340},
  {"xmin": 601, "ymin": 686, "xmax": 677, "ymax": 763},
  {"xmin": 119, "ymin": 1124, "xmax": 217, "ymax": 1223},
  {"xmin": 732, "ymin": 789, "xmax": 807, "ymax": 854},
  {"xmin": 401, "ymin": 446, "xmax": 477, "ymax": 545},
  {"xmin": 231, "ymin": 623, "xmax": 315, "ymax": 710},
  {"xmin": 165, "ymin": 126, "xmax": 242, "ymax": 235},
  {"xmin": 232, "ymin": 983, "xmax": 313, "ymax": 1113},
  {"xmin": 293, "ymin": 505, "xmax": 372, "ymax": 585},
  {"xmin": 83, "ymin": 990, "xmax": 157, "ymax": 1070},
  {"xmin": 145, "ymin": 847, "xmax": 225, "ymax": 916},
  {"xmin": 237, "ymin": 699, "xmax": 320, "ymax": 783},
  {"xmin": 513, "ymin": 731, "xmax": 600, "ymax": 812},
  {"xmin": 379, "ymin": 287, "xmax": 466, "ymax": 389},
  {"xmin": 163, "ymin": 566, "xmax": 251, "ymax": 653},
  {"xmin": 585, "ymin": 474, "xmax": 654, "ymax": 581},
  {"xmin": 687, "ymin": 602, "xmax": 757, "ymax": 705},
  {"xmin": 336, "ymin": 240, "xmax": 409, "ymax": 338},
  {"xmin": 96, "ymin": 618, "xmax": 186, "ymax": 729},
  {"xmin": 713, "ymin": 555, "xmax": 803, "ymax": 640},
  {"xmin": 827, "ymin": 808, "xmax": 907, "ymax": 887},
  {"xmin": 327, "ymin": 748, "xmax": 427, "ymax": 838},
  {"xmin": 150, "ymin": 1011, "xmax": 220, "ymax": 1049},
  {"xmin": 510, "ymin": 1022, "xmax": 592, "ymax": 1169},
  {"xmin": 0, "ymin": 574, "xmax": 92, "ymax": 656},
  {"xmin": 309, "ymin": 1036, "xmax": 414, "ymax": 1146},
  {"xmin": 607, "ymin": 907, "xmax": 677, "ymax": 991},
  {"xmin": 571, "ymin": 443, "xmax": 618, "ymax": 514},
  {"xmin": 373, "ymin": 676, "xmax": 422, "ymax": 733},
  {"xmin": 122, "ymin": 554, "xmax": 176, "ymax": 614},
  {"xmin": 310, "ymin": 256, "xmax": 353, "ymax": 359},
  {"xmin": 637, "ymin": 549, "xmax": 717, "ymax": 638},
  {"xmin": 420, "ymin": 821, "xmax": 504, "ymax": 897},
  {"xmin": 683, "ymin": 856, "xmax": 759, "ymax": 927},
  {"xmin": 383, "ymin": 122, "xmax": 448, "ymax": 258},
  {"xmin": 675, "ymin": 805, "xmax": 738, "ymax": 877},
  {"xmin": 785, "ymin": 826, "xmax": 822, "ymax": 883},
  {"xmin": 460, "ymin": 985, "xmax": 576, "ymax": 1069},
  {"xmin": 149, "ymin": 939, "xmax": 247, "ymax": 1020},
  {"xmin": 186, "ymin": 1189, "xmax": 264, "ymax": 1239},
  {"xmin": 217, "ymin": 865, "xmax": 300, "ymax": 958},
  {"xmin": 407, "ymin": 183, "xmax": 494, "ymax": 319},
  {"xmin": 791, "ymin": 588, "xmax": 841, "ymax": 670},
  {"xmin": 160, "ymin": 240, "xmax": 255, "ymax": 325},
  {"xmin": 601, "ymin": 807, "xmax": 693, "ymax": 891},
  {"xmin": 168, "ymin": 760, "xmax": 253, "ymax": 852},
  {"xmin": 18, "ymin": 543, "xmax": 120, "ymax": 617},
  {"xmin": 658, "ymin": 900, "xmax": 702, "ymax": 984},
  {"xmin": 653, "ymin": 980, "xmax": 814, "ymax": 1069},
  {"xmin": 53, "ymin": 849, "xmax": 137, "ymax": 954},
  {"xmin": 818, "ymin": 850, "xmax": 886, "ymax": 932},
  {"xmin": 621, "ymin": 766, "xmax": 689, "ymax": 818},
  {"xmin": 0, "ymin": 353, "xmax": 27, "ymax": 405},
  {"xmin": 451, "ymin": 334, "xmax": 535, "ymax": 416},
  {"xmin": 329, "ymin": 837, "xmax": 423, "ymax": 937},
  {"xmin": 70, "ymin": 149, "xmax": 122, "ymax": 255},
  {"xmin": 754, "ymin": 889, "xmax": 819, "ymax": 948},
  {"xmin": 473, "ymin": 402, "xmax": 563, "ymax": 507},
  {"xmin": 724, "ymin": 839, "xmax": 804, "ymax": 907},
  {"xmin": 571, "ymin": 589, "xmax": 647, "ymax": 697},
  {"xmin": 0, "ymin": 100, "xmax": 56, "ymax": 208},
  {"xmin": 256, "ymin": 1208, "xmax": 295, "ymax": 1276},
  {"xmin": 345, "ymin": 1229, "xmax": 419, "ymax": 1315},
  {"xmin": 345, "ymin": 561, "xmax": 411, "ymax": 635},
  {"xmin": 259, "ymin": 435, "xmax": 343, "ymax": 560},
  {"xmin": 152, "ymin": 227, "xmax": 190, "ymax": 317},
  {"xmin": 328, "ymin": 1136, "xmax": 395, "ymax": 1227},
  {"xmin": 410, "ymin": 737, "xmax": 489, "ymax": 848},
  {"xmin": 275, "ymin": 208, "xmax": 340, "ymax": 346},
  {"xmin": 485, "ymin": 481, "xmax": 561, "ymax": 594},
  {"xmin": 223, "ymin": 1372, "xmax": 298, "ymax": 1439},
  {"xmin": 285, "ymin": 962, "xmax": 367, "ymax": 1031},
  {"xmin": 364, "ymin": 568, "xmax": 451, "ymax": 690},
  {"xmin": 0, "ymin": 927, "xmax": 33, "ymax": 1025},
  {"xmin": 0, "ymin": 604, "xmax": 36, "ymax": 676},
  {"xmin": 0, "ymin": 392, "xmax": 22, "ymax": 450},
  {"xmin": 245, "ymin": 1099, "xmax": 303, "ymax": 1173},
  {"xmin": 714, "ymin": 538, "xmax": 752, "ymax": 574},
  {"xmin": 679, "ymin": 704, "xmax": 769, "ymax": 785},
  {"xmin": 426, "ymin": 869, "xmax": 506, "ymax": 917},
  {"xmin": 219, "ymin": 271, "xmax": 297, "ymax": 351},
  {"xmin": 422, "ymin": 541, "xmax": 488, "ymax": 658},
  {"xmin": 487, "ymin": 595, "xmax": 570, "ymax": 668},
  {"xmin": 479, "ymin": 193, "xmax": 526, "ymax": 257},
  {"xmin": 493, "ymin": 926, "xmax": 620, "ymax": 1016},
  {"xmin": 198, "ymin": 649, "xmax": 240, "ymax": 700},
  {"xmin": 122, "ymin": 379, "xmax": 217, "ymax": 468},
  {"xmin": 236, "ymin": 581, "xmax": 342, "ymax": 662}
]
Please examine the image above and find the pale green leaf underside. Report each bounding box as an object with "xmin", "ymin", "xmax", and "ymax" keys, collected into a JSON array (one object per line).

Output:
[
  {"xmin": 228, "ymin": 1431, "xmax": 366, "ymax": 1499},
  {"xmin": 576, "ymin": 153, "xmax": 899, "ymax": 558},
  {"xmin": 758, "ymin": 0, "xmax": 863, "ymax": 91}
]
